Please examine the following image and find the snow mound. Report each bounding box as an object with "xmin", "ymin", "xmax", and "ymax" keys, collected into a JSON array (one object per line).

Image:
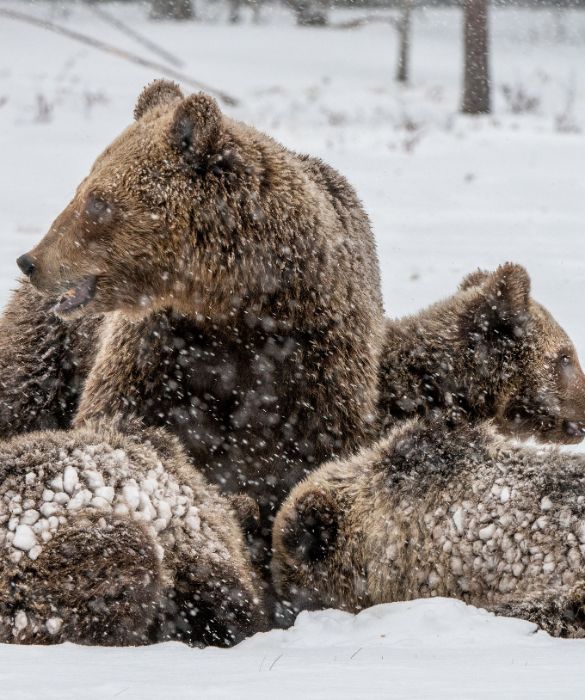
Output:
[{"xmin": 241, "ymin": 597, "xmax": 540, "ymax": 651}]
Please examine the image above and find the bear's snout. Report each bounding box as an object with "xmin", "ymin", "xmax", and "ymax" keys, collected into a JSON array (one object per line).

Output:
[{"xmin": 16, "ymin": 253, "xmax": 36, "ymax": 278}]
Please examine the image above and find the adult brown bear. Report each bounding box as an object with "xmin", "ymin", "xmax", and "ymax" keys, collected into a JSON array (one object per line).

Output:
[{"xmin": 7, "ymin": 80, "xmax": 384, "ymax": 576}]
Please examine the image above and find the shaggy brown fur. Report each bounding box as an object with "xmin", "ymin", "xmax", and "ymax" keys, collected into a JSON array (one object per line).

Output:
[
  {"xmin": 0, "ymin": 280, "xmax": 99, "ymax": 437},
  {"xmin": 11, "ymin": 80, "xmax": 384, "ymax": 548},
  {"xmin": 0, "ymin": 513, "xmax": 162, "ymax": 645},
  {"xmin": 273, "ymin": 266, "xmax": 585, "ymax": 631},
  {"xmin": 0, "ymin": 420, "xmax": 263, "ymax": 646},
  {"xmin": 378, "ymin": 263, "xmax": 585, "ymax": 443},
  {"xmin": 272, "ymin": 419, "xmax": 585, "ymax": 637}
]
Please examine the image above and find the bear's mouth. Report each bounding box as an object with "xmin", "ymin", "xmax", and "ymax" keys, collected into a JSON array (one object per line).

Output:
[{"xmin": 51, "ymin": 276, "xmax": 97, "ymax": 316}]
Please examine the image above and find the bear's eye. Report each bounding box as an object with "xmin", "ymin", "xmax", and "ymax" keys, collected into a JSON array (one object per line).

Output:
[
  {"xmin": 86, "ymin": 194, "xmax": 112, "ymax": 224},
  {"xmin": 560, "ymin": 354, "xmax": 572, "ymax": 368}
]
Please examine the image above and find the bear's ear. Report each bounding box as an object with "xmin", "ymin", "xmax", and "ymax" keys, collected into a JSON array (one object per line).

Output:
[
  {"xmin": 134, "ymin": 79, "xmax": 183, "ymax": 120},
  {"xmin": 170, "ymin": 92, "xmax": 223, "ymax": 169},
  {"xmin": 228, "ymin": 493, "xmax": 260, "ymax": 536},
  {"xmin": 459, "ymin": 268, "xmax": 490, "ymax": 291},
  {"xmin": 483, "ymin": 263, "xmax": 531, "ymax": 314},
  {"xmin": 461, "ymin": 262, "xmax": 531, "ymax": 342},
  {"xmin": 279, "ymin": 488, "xmax": 339, "ymax": 564}
]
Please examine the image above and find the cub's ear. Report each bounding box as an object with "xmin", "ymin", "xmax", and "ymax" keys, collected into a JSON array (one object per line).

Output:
[
  {"xmin": 459, "ymin": 268, "xmax": 490, "ymax": 291},
  {"xmin": 484, "ymin": 262, "xmax": 531, "ymax": 315},
  {"xmin": 228, "ymin": 493, "xmax": 260, "ymax": 536},
  {"xmin": 134, "ymin": 79, "xmax": 183, "ymax": 120},
  {"xmin": 461, "ymin": 262, "xmax": 531, "ymax": 342},
  {"xmin": 279, "ymin": 488, "xmax": 339, "ymax": 564},
  {"xmin": 170, "ymin": 92, "xmax": 223, "ymax": 169}
]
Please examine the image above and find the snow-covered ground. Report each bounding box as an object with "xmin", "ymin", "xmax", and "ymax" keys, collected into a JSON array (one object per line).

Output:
[
  {"xmin": 3, "ymin": 598, "xmax": 585, "ymax": 700},
  {"xmin": 1, "ymin": 2, "xmax": 585, "ymax": 697}
]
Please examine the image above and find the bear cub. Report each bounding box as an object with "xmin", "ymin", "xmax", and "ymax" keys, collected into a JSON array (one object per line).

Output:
[
  {"xmin": 0, "ymin": 419, "xmax": 263, "ymax": 646},
  {"xmin": 274, "ymin": 418, "xmax": 585, "ymax": 637},
  {"xmin": 274, "ymin": 264, "xmax": 585, "ymax": 636}
]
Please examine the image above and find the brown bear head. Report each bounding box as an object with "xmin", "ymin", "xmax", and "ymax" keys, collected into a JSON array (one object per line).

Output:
[
  {"xmin": 461, "ymin": 264, "xmax": 585, "ymax": 444},
  {"xmin": 379, "ymin": 263, "xmax": 585, "ymax": 444},
  {"xmin": 16, "ymin": 80, "xmax": 254, "ymax": 320}
]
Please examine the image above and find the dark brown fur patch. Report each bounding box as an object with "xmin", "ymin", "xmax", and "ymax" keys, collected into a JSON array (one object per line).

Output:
[
  {"xmin": 0, "ymin": 280, "xmax": 100, "ymax": 439},
  {"xmin": 1, "ymin": 514, "xmax": 162, "ymax": 646},
  {"xmin": 280, "ymin": 489, "xmax": 339, "ymax": 563}
]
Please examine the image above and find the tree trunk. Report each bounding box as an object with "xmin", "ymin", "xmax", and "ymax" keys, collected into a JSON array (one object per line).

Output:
[
  {"xmin": 228, "ymin": 0, "xmax": 241, "ymax": 24},
  {"xmin": 395, "ymin": 0, "xmax": 412, "ymax": 84},
  {"xmin": 150, "ymin": 0, "xmax": 194, "ymax": 21},
  {"xmin": 462, "ymin": 0, "xmax": 491, "ymax": 114},
  {"xmin": 294, "ymin": 0, "xmax": 329, "ymax": 27}
]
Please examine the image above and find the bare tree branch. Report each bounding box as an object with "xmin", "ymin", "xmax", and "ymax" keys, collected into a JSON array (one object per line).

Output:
[
  {"xmin": 0, "ymin": 8, "xmax": 239, "ymax": 107},
  {"xmin": 88, "ymin": 4, "xmax": 184, "ymax": 68}
]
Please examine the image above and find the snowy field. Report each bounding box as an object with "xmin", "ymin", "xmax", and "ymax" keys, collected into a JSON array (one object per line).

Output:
[
  {"xmin": 1, "ymin": 1, "xmax": 585, "ymax": 697},
  {"xmin": 4, "ymin": 598, "xmax": 585, "ymax": 700}
]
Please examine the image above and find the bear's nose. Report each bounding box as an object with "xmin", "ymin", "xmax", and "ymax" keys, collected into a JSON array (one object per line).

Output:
[{"xmin": 16, "ymin": 254, "xmax": 36, "ymax": 278}]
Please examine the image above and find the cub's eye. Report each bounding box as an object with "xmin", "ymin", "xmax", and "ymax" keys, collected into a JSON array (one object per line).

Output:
[
  {"xmin": 85, "ymin": 194, "xmax": 112, "ymax": 224},
  {"xmin": 560, "ymin": 354, "xmax": 571, "ymax": 368}
]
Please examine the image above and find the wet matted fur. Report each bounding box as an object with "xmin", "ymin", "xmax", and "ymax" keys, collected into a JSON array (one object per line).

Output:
[
  {"xmin": 0, "ymin": 420, "xmax": 264, "ymax": 645},
  {"xmin": 273, "ymin": 419, "xmax": 585, "ymax": 637}
]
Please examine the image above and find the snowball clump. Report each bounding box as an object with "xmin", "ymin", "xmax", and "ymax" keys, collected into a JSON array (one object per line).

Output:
[{"xmin": 0, "ymin": 434, "xmax": 229, "ymax": 566}]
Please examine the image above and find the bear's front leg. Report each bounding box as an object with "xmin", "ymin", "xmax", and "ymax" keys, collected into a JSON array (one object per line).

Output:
[
  {"xmin": 73, "ymin": 310, "xmax": 169, "ymax": 429},
  {"xmin": 155, "ymin": 543, "xmax": 266, "ymax": 647}
]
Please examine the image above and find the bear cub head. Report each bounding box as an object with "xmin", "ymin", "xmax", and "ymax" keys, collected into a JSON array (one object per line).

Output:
[
  {"xmin": 378, "ymin": 262, "xmax": 585, "ymax": 444},
  {"xmin": 17, "ymin": 80, "xmax": 250, "ymax": 320}
]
